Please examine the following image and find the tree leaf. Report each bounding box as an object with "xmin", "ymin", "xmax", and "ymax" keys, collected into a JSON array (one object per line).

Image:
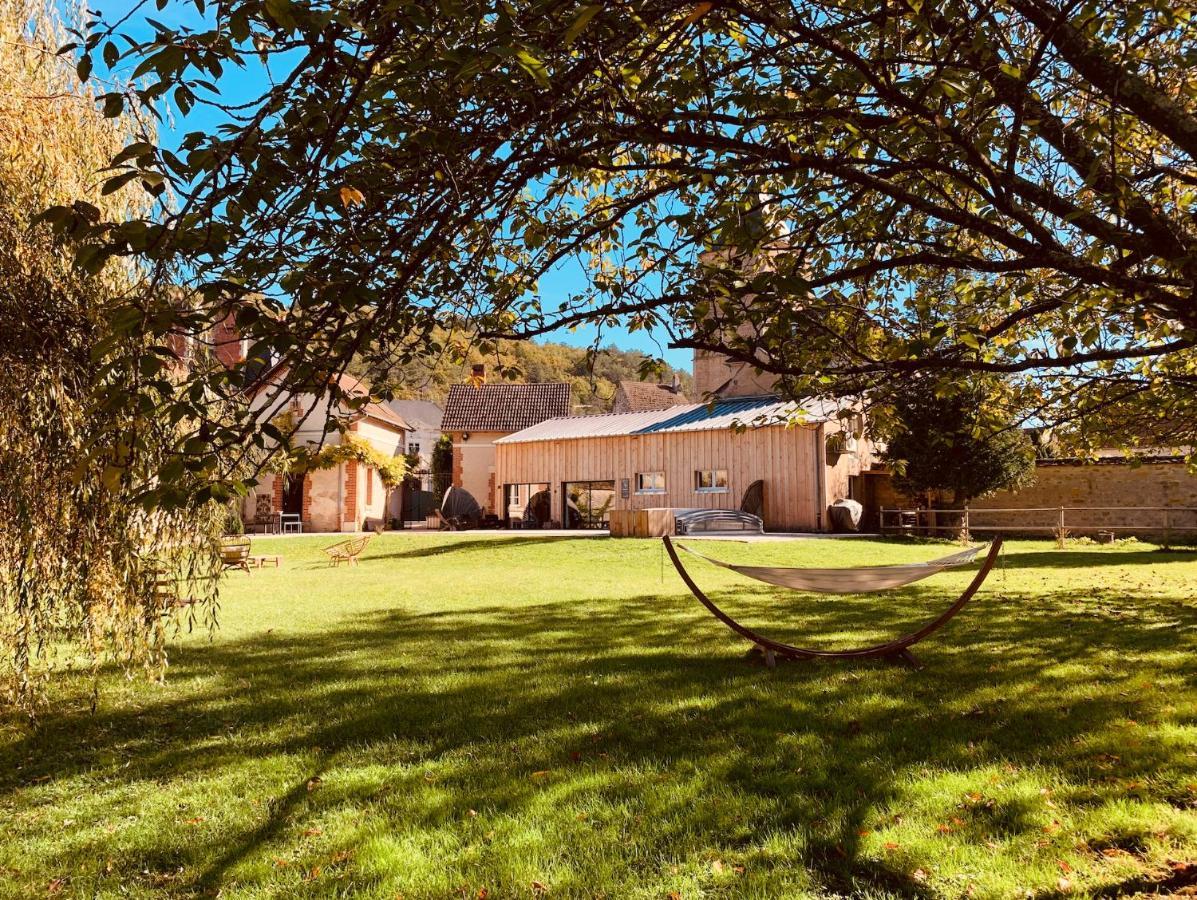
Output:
[{"xmin": 563, "ymin": 5, "xmax": 601, "ymax": 45}]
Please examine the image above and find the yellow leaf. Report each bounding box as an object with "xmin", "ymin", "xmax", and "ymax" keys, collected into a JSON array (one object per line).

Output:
[
  {"xmin": 339, "ymin": 186, "xmax": 365, "ymax": 207},
  {"xmin": 683, "ymin": 2, "xmax": 714, "ymax": 26}
]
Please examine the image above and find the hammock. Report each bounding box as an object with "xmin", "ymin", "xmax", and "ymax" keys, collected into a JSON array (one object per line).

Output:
[
  {"xmin": 676, "ymin": 542, "xmax": 985, "ymax": 594},
  {"xmin": 663, "ymin": 536, "xmax": 1004, "ymax": 666}
]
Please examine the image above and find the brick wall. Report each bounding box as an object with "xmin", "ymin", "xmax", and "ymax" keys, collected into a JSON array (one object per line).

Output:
[
  {"xmin": 452, "ymin": 435, "xmax": 464, "ymax": 488},
  {"xmin": 345, "ymin": 460, "xmax": 358, "ymax": 529}
]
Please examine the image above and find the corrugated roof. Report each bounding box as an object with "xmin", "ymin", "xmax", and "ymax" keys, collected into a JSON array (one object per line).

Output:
[
  {"xmin": 495, "ymin": 395, "xmax": 839, "ymax": 444},
  {"xmin": 441, "ymin": 382, "xmax": 573, "ymax": 432}
]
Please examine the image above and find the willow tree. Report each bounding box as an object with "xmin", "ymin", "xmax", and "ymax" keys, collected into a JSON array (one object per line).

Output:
[
  {"xmin": 0, "ymin": 0, "xmax": 224, "ymax": 710},
  {"xmin": 37, "ymin": 0, "xmax": 1197, "ymax": 499}
]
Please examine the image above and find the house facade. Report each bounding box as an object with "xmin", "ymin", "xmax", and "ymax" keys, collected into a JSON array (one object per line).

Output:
[
  {"xmin": 244, "ymin": 369, "xmax": 410, "ymax": 532},
  {"xmin": 494, "ymin": 395, "xmax": 874, "ymax": 532},
  {"xmin": 440, "ymin": 373, "xmax": 572, "ymax": 517},
  {"xmin": 386, "ymin": 399, "xmax": 444, "ymax": 470}
]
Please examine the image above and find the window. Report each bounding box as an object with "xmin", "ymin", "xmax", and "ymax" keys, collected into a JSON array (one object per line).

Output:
[
  {"xmin": 694, "ymin": 469, "xmax": 729, "ymax": 492},
  {"xmin": 635, "ymin": 471, "xmax": 666, "ymax": 494},
  {"xmin": 409, "ymin": 442, "xmax": 421, "ymax": 456}
]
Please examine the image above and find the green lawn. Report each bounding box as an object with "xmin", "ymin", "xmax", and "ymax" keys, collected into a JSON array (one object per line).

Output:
[{"xmin": 3, "ymin": 534, "xmax": 1197, "ymax": 899}]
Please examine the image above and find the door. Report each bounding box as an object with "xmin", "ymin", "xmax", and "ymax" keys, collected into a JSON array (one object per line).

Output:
[{"xmin": 282, "ymin": 475, "xmax": 304, "ymax": 517}]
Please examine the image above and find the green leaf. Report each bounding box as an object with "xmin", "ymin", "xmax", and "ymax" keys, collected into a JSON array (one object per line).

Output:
[
  {"xmin": 112, "ymin": 141, "xmax": 155, "ymax": 166},
  {"xmin": 514, "ymin": 48, "xmax": 550, "ymax": 88},
  {"xmin": 101, "ymin": 170, "xmax": 140, "ymax": 195},
  {"xmin": 564, "ymin": 5, "xmax": 601, "ymax": 45}
]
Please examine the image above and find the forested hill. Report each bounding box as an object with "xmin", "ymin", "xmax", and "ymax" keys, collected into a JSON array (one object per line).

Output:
[{"xmin": 376, "ymin": 339, "xmax": 693, "ymax": 415}]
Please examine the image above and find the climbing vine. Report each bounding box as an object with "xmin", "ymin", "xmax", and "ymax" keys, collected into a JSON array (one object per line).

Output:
[{"xmin": 277, "ymin": 434, "xmax": 407, "ymax": 489}]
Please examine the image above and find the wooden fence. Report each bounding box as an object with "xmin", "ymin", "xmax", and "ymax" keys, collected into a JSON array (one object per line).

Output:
[{"xmin": 880, "ymin": 506, "xmax": 1197, "ymax": 540}]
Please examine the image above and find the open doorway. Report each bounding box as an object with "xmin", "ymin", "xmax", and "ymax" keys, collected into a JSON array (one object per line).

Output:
[{"xmin": 282, "ymin": 474, "xmax": 304, "ymax": 518}]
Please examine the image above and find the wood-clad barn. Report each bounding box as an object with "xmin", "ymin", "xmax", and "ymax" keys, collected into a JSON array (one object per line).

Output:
[{"xmin": 494, "ymin": 396, "xmax": 875, "ymax": 532}]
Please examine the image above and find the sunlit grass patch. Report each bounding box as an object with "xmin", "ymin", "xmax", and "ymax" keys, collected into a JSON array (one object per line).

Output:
[{"xmin": 2, "ymin": 534, "xmax": 1197, "ymax": 897}]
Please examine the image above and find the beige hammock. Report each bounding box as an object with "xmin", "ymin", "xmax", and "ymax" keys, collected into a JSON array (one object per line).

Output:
[{"xmin": 676, "ymin": 542, "xmax": 986, "ymax": 594}]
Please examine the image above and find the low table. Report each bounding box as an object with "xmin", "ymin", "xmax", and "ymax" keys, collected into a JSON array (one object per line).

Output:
[{"xmin": 249, "ymin": 554, "xmax": 282, "ymax": 568}]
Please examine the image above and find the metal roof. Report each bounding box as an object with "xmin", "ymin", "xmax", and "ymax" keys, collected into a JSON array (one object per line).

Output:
[{"xmin": 495, "ymin": 395, "xmax": 838, "ymax": 444}]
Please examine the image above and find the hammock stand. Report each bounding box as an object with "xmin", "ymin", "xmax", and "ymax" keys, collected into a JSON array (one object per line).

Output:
[{"xmin": 662, "ymin": 535, "xmax": 1003, "ymax": 668}]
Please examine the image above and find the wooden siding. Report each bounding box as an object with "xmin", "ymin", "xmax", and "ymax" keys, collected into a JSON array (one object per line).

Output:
[{"xmin": 495, "ymin": 424, "xmax": 825, "ymax": 531}]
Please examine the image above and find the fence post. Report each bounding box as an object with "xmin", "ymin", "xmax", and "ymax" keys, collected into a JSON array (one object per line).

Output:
[
  {"xmin": 1164, "ymin": 507, "xmax": 1172, "ymax": 548},
  {"xmin": 963, "ymin": 506, "xmax": 971, "ymax": 543}
]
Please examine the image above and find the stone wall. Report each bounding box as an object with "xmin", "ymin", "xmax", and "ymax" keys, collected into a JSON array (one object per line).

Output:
[{"xmin": 877, "ymin": 459, "xmax": 1197, "ymax": 537}]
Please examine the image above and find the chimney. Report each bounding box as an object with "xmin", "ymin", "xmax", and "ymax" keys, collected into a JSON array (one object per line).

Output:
[
  {"xmin": 670, "ymin": 372, "xmax": 682, "ymax": 394},
  {"xmin": 471, "ymin": 363, "xmax": 485, "ymax": 381}
]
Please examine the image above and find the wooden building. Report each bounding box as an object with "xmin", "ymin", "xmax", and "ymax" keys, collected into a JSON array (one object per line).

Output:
[{"xmin": 494, "ymin": 396, "xmax": 875, "ymax": 532}]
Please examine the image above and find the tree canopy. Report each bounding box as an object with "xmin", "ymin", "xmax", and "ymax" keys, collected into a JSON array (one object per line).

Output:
[
  {"xmin": 37, "ymin": 0, "xmax": 1197, "ymax": 505},
  {"xmin": 882, "ymin": 377, "xmax": 1037, "ymax": 505},
  {"xmin": 368, "ymin": 334, "xmax": 693, "ymax": 413}
]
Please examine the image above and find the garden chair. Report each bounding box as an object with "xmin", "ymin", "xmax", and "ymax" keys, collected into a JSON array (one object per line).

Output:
[
  {"xmin": 251, "ymin": 494, "xmax": 277, "ymax": 534},
  {"xmin": 322, "ymin": 533, "xmax": 373, "ymax": 567},
  {"xmin": 220, "ymin": 537, "xmax": 253, "ymax": 574}
]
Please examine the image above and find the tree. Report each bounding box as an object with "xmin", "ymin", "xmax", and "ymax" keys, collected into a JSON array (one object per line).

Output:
[
  {"xmin": 37, "ymin": 0, "xmax": 1197, "ymax": 504},
  {"xmin": 0, "ymin": 0, "xmax": 224, "ymax": 710},
  {"xmin": 883, "ymin": 378, "xmax": 1036, "ymax": 506}
]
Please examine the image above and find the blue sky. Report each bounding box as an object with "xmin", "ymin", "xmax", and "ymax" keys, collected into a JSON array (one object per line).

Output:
[{"xmin": 98, "ymin": 0, "xmax": 692, "ymax": 371}]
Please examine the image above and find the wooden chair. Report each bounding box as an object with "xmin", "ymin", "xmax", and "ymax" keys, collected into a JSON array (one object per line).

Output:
[
  {"xmin": 251, "ymin": 495, "xmax": 277, "ymax": 534},
  {"xmin": 220, "ymin": 537, "xmax": 253, "ymax": 574},
  {"xmin": 322, "ymin": 533, "xmax": 373, "ymax": 567}
]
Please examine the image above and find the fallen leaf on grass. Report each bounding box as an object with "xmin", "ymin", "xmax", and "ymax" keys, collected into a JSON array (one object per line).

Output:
[
  {"xmin": 304, "ymin": 866, "xmax": 322, "ymax": 882},
  {"xmin": 530, "ymin": 881, "xmax": 548, "ymax": 896},
  {"xmin": 302, "ymin": 828, "xmax": 323, "ymax": 837},
  {"xmin": 307, "ymin": 777, "xmax": 323, "ymax": 792},
  {"xmin": 184, "ymin": 817, "xmax": 205, "ymax": 825},
  {"xmin": 47, "ymin": 879, "xmax": 66, "ymax": 895},
  {"xmin": 1058, "ymin": 860, "xmax": 1073, "ymax": 873},
  {"xmin": 530, "ymin": 771, "xmax": 550, "ymax": 780},
  {"xmin": 711, "ymin": 860, "xmax": 724, "ymax": 874},
  {"xmin": 884, "ymin": 842, "xmax": 900, "ymax": 852},
  {"xmin": 1057, "ymin": 876, "xmax": 1072, "ymax": 892},
  {"xmin": 477, "ymin": 889, "xmax": 489, "ymax": 900}
]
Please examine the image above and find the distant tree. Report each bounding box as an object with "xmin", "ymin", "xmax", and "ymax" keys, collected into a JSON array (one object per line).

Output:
[{"xmin": 883, "ymin": 379, "xmax": 1036, "ymax": 507}]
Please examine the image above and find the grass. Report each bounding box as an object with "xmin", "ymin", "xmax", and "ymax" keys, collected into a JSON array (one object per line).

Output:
[{"xmin": 3, "ymin": 533, "xmax": 1197, "ymax": 899}]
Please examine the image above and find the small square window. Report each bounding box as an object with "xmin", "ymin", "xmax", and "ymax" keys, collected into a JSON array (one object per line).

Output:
[
  {"xmin": 636, "ymin": 471, "xmax": 666, "ymax": 493},
  {"xmin": 695, "ymin": 469, "xmax": 729, "ymax": 492}
]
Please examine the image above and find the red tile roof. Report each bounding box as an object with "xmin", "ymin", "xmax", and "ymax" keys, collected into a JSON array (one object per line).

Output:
[
  {"xmin": 612, "ymin": 380, "xmax": 690, "ymax": 413},
  {"xmin": 441, "ymin": 382, "xmax": 572, "ymax": 432},
  {"xmin": 332, "ymin": 374, "xmax": 410, "ymax": 431}
]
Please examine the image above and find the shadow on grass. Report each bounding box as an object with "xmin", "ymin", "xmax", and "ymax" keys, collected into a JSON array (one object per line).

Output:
[
  {"xmin": 363, "ymin": 536, "xmax": 591, "ymax": 561},
  {"xmin": 3, "ymin": 577, "xmax": 1196, "ymax": 896}
]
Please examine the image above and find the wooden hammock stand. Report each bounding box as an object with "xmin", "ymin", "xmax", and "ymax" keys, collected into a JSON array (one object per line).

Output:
[{"xmin": 662, "ymin": 535, "xmax": 1003, "ymax": 668}]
